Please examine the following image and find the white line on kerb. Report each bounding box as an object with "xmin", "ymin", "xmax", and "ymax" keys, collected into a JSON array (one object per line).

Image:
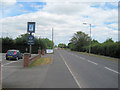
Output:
[
  {"xmin": 104, "ymin": 67, "xmax": 119, "ymax": 74},
  {"xmin": 2, "ymin": 66, "xmax": 22, "ymax": 68},
  {"xmin": 59, "ymin": 52, "xmax": 82, "ymax": 88},
  {"xmin": 2, "ymin": 61, "xmax": 16, "ymax": 67},
  {"xmin": 87, "ymin": 60, "xmax": 98, "ymax": 65},
  {"xmin": 2, "ymin": 60, "xmax": 22, "ymax": 67}
]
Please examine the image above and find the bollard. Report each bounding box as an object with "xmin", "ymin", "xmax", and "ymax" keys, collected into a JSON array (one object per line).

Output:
[
  {"xmin": 38, "ymin": 50, "xmax": 41, "ymax": 57},
  {"xmin": 24, "ymin": 53, "xmax": 30, "ymax": 67}
]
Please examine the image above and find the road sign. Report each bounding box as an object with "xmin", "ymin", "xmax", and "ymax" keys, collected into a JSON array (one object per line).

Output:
[
  {"xmin": 27, "ymin": 35, "xmax": 34, "ymax": 45},
  {"xmin": 27, "ymin": 22, "xmax": 35, "ymax": 33}
]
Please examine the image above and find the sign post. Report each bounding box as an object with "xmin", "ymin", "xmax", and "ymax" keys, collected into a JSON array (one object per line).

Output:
[{"xmin": 27, "ymin": 22, "xmax": 35, "ymax": 57}]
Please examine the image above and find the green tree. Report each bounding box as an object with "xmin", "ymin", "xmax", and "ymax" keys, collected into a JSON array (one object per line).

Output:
[
  {"xmin": 2, "ymin": 33, "xmax": 53, "ymax": 54},
  {"xmin": 58, "ymin": 43, "xmax": 67, "ymax": 48},
  {"xmin": 69, "ymin": 31, "xmax": 91, "ymax": 51}
]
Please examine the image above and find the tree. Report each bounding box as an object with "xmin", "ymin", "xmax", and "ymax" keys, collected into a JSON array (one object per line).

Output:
[
  {"xmin": 2, "ymin": 37, "xmax": 15, "ymax": 52},
  {"xmin": 2, "ymin": 33, "xmax": 53, "ymax": 54},
  {"xmin": 54, "ymin": 45, "xmax": 58, "ymax": 48},
  {"xmin": 58, "ymin": 43, "xmax": 67, "ymax": 48},
  {"xmin": 103, "ymin": 38, "xmax": 114, "ymax": 44},
  {"xmin": 69, "ymin": 31, "xmax": 91, "ymax": 51}
]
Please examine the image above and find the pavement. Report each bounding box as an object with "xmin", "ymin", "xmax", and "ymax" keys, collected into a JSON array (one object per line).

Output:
[
  {"xmin": 2, "ymin": 50, "xmax": 119, "ymax": 88},
  {"xmin": 2, "ymin": 52, "xmax": 78, "ymax": 88}
]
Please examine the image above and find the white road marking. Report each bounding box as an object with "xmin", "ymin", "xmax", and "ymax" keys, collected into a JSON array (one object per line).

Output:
[
  {"xmin": 2, "ymin": 61, "xmax": 17, "ymax": 67},
  {"xmin": 2, "ymin": 60, "xmax": 23, "ymax": 67},
  {"xmin": 80, "ymin": 57, "xmax": 86, "ymax": 60},
  {"xmin": 2, "ymin": 66, "xmax": 22, "ymax": 68},
  {"xmin": 87, "ymin": 60, "xmax": 98, "ymax": 65},
  {"xmin": 70, "ymin": 53, "xmax": 86, "ymax": 61},
  {"xmin": 58, "ymin": 52, "xmax": 82, "ymax": 88},
  {"xmin": 104, "ymin": 67, "xmax": 119, "ymax": 74}
]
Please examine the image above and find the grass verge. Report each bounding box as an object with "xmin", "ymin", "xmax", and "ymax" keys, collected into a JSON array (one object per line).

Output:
[
  {"xmin": 29, "ymin": 57, "xmax": 52, "ymax": 68},
  {"xmin": 75, "ymin": 51, "xmax": 119, "ymax": 63},
  {"xmin": 65, "ymin": 49, "xmax": 119, "ymax": 63}
]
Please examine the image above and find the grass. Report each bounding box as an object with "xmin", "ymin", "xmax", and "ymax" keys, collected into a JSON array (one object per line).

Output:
[
  {"xmin": 74, "ymin": 51, "xmax": 119, "ymax": 63},
  {"xmin": 62, "ymin": 49, "xmax": 119, "ymax": 62},
  {"xmin": 29, "ymin": 57, "xmax": 52, "ymax": 68}
]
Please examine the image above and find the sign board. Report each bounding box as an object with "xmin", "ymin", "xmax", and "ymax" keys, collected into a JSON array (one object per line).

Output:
[
  {"xmin": 27, "ymin": 22, "xmax": 35, "ymax": 33},
  {"xmin": 46, "ymin": 49, "xmax": 53, "ymax": 54},
  {"xmin": 27, "ymin": 35, "xmax": 34, "ymax": 45}
]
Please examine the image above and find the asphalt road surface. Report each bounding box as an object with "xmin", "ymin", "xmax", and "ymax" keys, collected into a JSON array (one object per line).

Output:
[
  {"xmin": 2, "ymin": 50, "xmax": 119, "ymax": 88},
  {"xmin": 57, "ymin": 50, "xmax": 118, "ymax": 88}
]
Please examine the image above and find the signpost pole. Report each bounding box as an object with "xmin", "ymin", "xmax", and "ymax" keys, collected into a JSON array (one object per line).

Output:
[
  {"xmin": 30, "ymin": 45, "xmax": 32, "ymax": 57},
  {"xmin": 30, "ymin": 32, "xmax": 32, "ymax": 57}
]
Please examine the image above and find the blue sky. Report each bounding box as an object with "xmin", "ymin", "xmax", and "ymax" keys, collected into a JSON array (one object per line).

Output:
[
  {"xmin": 2, "ymin": 2, "xmax": 47, "ymax": 18},
  {"xmin": 91, "ymin": 2, "xmax": 118, "ymax": 9}
]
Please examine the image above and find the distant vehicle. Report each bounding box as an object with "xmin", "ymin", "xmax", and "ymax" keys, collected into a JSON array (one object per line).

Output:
[{"xmin": 6, "ymin": 50, "xmax": 23, "ymax": 60}]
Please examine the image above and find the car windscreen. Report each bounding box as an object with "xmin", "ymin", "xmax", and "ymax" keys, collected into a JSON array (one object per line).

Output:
[{"xmin": 7, "ymin": 51, "xmax": 15, "ymax": 54}]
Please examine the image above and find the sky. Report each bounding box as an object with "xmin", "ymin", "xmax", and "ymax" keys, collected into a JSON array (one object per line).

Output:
[{"xmin": 0, "ymin": 0, "xmax": 119, "ymax": 45}]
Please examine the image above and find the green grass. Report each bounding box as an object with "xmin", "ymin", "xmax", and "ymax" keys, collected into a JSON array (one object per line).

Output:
[
  {"xmin": 73, "ymin": 51, "xmax": 119, "ymax": 63},
  {"xmin": 29, "ymin": 57, "xmax": 52, "ymax": 68}
]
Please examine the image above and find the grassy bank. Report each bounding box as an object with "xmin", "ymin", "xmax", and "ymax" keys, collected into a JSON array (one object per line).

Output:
[
  {"xmin": 64, "ymin": 49, "xmax": 119, "ymax": 62},
  {"xmin": 75, "ymin": 51, "xmax": 119, "ymax": 63}
]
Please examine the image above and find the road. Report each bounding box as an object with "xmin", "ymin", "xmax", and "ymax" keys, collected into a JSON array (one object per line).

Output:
[
  {"xmin": 57, "ymin": 50, "xmax": 118, "ymax": 88},
  {"xmin": 2, "ymin": 50, "xmax": 119, "ymax": 88}
]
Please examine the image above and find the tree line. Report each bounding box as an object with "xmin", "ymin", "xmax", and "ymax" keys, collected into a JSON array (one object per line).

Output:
[
  {"xmin": 1, "ymin": 33, "xmax": 53, "ymax": 54},
  {"xmin": 67, "ymin": 31, "xmax": 120, "ymax": 58}
]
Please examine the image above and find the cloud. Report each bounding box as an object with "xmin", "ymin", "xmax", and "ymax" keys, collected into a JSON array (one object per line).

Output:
[
  {"xmin": 0, "ymin": 2, "xmax": 118, "ymax": 45},
  {"xmin": 0, "ymin": 0, "xmax": 16, "ymax": 6}
]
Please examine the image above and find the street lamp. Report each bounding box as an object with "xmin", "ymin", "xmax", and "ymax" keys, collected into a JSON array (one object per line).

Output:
[{"xmin": 83, "ymin": 23, "xmax": 92, "ymax": 54}]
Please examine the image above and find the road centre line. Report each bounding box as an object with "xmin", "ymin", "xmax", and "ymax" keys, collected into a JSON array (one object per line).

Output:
[
  {"xmin": 79, "ymin": 57, "xmax": 86, "ymax": 60},
  {"xmin": 104, "ymin": 67, "xmax": 119, "ymax": 74},
  {"xmin": 58, "ymin": 52, "xmax": 82, "ymax": 88},
  {"xmin": 87, "ymin": 60, "xmax": 98, "ymax": 65}
]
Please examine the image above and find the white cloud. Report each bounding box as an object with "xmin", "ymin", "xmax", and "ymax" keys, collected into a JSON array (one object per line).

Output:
[
  {"xmin": 0, "ymin": 0, "xmax": 16, "ymax": 6},
  {"xmin": 0, "ymin": 2, "xmax": 118, "ymax": 45}
]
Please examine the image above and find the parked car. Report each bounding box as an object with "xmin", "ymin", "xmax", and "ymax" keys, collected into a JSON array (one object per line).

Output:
[{"xmin": 6, "ymin": 50, "xmax": 23, "ymax": 60}]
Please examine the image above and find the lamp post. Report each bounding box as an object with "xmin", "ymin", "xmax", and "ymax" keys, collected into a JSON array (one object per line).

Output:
[{"xmin": 83, "ymin": 23, "xmax": 91, "ymax": 54}]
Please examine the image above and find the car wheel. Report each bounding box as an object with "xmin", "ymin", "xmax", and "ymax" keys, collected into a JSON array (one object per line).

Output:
[{"xmin": 6, "ymin": 58, "xmax": 8, "ymax": 60}]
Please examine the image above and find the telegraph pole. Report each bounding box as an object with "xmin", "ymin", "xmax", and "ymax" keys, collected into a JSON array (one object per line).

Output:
[
  {"xmin": 52, "ymin": 28, "xmax": 54, "ymax": 50},
  {"xmin": 89, "ymin": 24, "xmax": 91, "ymax": 54}
]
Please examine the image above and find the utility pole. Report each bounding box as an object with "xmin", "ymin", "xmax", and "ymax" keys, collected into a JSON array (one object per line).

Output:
[
  {"xmin": 52, "ymin": 28, "xmax": 54, "ymax": 50},
  {"xmin": 89, "ymin": 24, "xmax": 91, "ymax": 54}
]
